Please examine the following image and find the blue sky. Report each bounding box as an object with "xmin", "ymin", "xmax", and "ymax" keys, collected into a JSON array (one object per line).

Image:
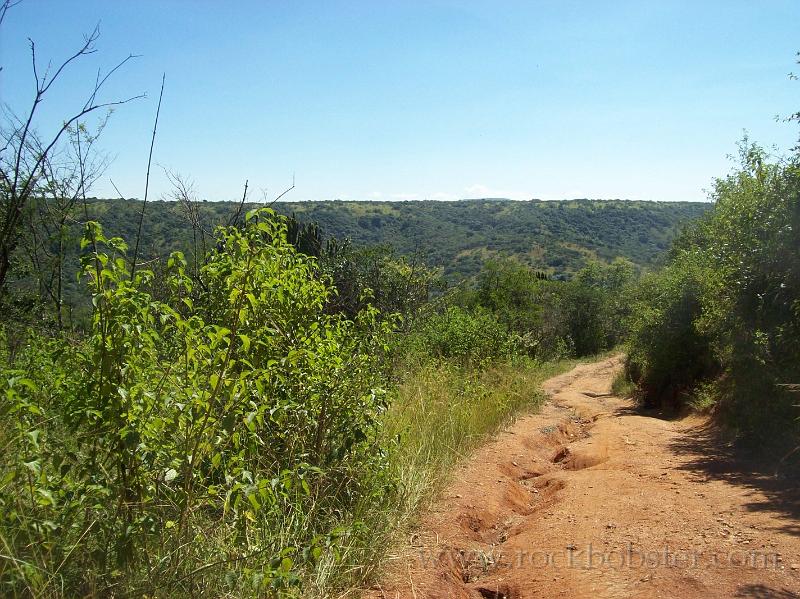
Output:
[{"xmin": 1, "ymin": 1, "xmax": 798, "ymax": 203}]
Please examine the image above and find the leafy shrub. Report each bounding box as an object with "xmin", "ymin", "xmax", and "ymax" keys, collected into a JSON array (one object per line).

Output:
[
  {"xmin": 626, "ymin": 143, "xmax": 800, "ymax": 442},
  {"xmin": 465, "ymin": 258, "xmax": 635, "ymax": 361},
  {"xmin": 625, "ymin": 264, "xmax": 717, "ymax": 407},
  {"xmin": 473, "ymin": 259, "xmax": 545, "ymax": 334},
  {"xmin": 0, "ymin": 209, "xmax": 393, "ymax": 596},
  {"xmin": 401, "ymin": 306, "xmax": 512, "ymax": 365},
  {"xmin": 318, "ymin": 243, "xmax": 441, "ymax": 326},
  {"xmin": 572, "ymin": 258, "xmax": 637, "ymax": 352}
]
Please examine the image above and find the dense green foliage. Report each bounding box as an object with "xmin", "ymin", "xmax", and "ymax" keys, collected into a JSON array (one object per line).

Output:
[
  {"xmin": 6, "ymin": 197, "xmax": 705, "ymax": 333},
  {"xmin": 402, "ymin": 305, "xmax": 514, "ymax": 364},
  {"xmin": 0, "ymin": 195, "xmax": 650, "ymax": 596},
  {"xmin": 0, "ymin": 112, "xmax": 743, "ymax": 595},
  {"xmin": 400, "ymin": 258, "xmax": 636, "ymax": 366},
  {"xmin": 0, "ymin": 210, "xmax": 395, "ymax": 596},
  {"xmin": 626, "ymin": 144, "xmax": 800, "ymax": 444}
]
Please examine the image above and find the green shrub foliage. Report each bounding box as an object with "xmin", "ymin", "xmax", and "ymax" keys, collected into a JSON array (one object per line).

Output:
[
  {"xmin": 468, "ymin": 258, "xmax": 635, "ymax": 361},
  {"xmin": 402, "ymin": 305, "xmax": 513, "ymax": 365},
  {"xmin": 626, "ymin": 143, "xmax": 800, "ymax": 439},
  {"xmin": 0, "ymin": 209, "xmax": 393, "ymax": 596}
]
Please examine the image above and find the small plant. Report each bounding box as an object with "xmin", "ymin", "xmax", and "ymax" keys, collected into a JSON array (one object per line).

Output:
[{"xmin": 611, "ymin": 369, "xmax": 635, "ymax": 398}]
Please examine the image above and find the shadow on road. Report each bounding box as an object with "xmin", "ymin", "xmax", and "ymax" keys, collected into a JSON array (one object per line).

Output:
[
  {"xmin": 734, "ymin": 583, "xmax": 800, "ymax": 598},
  {"xmin": 666, "ymin": 421, "xmax": 800, "ymax": 537}
]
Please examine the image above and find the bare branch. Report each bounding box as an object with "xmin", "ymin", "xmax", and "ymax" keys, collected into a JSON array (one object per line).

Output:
[
  {"xmin": 130, "ymin": 73, "xmax": 165, "ymax": 281},
  {"xmin": 86, "ymin": 52, "xmax": 141, "ymax": 109},
  {"xmin": 0, "ymin": 1, "xmax": 21, "ymax": 30},
  {"xmin": 10, "ymin": 31, "xmax": 141, "ymax": 197},
  {"xmin": 0, "ymin": 23, "xmax": 143, "ymax": 293},
  {"xmin": 267, "ymin": 174, "xmax": 296, "ymax": 207},
  {"xmin": 228, "ymin": 179, "xmax": 249, "ymax": 227},
  {"xmin": 15, "ymin": 93, "xmax": 143, "ymax": 202},
  {"xmin": 29, "ymin": 39, "xmax": 39, "ymax": 86},
  {"xmin": 165, "ymin": 168, "xmax": 211, "ymax": 278},
  {"xmin": 39, "ymin": 25, "xmax": 100, "ymax": 96}
]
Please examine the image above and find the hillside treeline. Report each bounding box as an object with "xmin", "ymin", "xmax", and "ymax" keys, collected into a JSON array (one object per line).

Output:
[
  {"xmin": 14, "ymin": 195, "xmax": 710, "ymax": 295},
  {"xmin": 272, "ymin": 198, "xmax": 707, "ymax": 279}
]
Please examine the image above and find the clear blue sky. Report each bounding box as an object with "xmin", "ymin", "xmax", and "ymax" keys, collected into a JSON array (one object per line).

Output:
[{"xmin": 1, "ymin": 1, "xmax": 798, "ymax": 203}]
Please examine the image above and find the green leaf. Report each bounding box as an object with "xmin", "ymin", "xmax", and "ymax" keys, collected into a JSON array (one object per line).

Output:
[
  {"xmin": 280, "ymin": 557, "xmax": 293, "ymax": 573},
  {"xmin": 36, "ymin": 489, "xmax": 56, "ymax": 507}
]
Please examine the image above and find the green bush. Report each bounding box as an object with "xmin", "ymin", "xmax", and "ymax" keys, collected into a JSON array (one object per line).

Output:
[
  {"xmin": 625, "ymin": 264, "xmax": 717, "ymax": 407},
  {"xmin": 473, "ymin": 259, "xmax": 545, "ymax": 334},
  {"xmin": 625, "ymin": 143, "xmax": 800, "ymax": 441},
  {"xmin": 0, "ymin": 209, "xmax": 393, "ymax": 596},
  {"xmin": 401, "ymin": 305, "xmax": 512, "ymax": 365},
  {"xmin": 466, "ymin": 258, "xmax": 635, "ymax": 361},
  {"xmin": 318, "ymin": 243, "xmax": 441, "ymax": 326},
  {"xmin": 571, "ymin": 258, "xmax": 636, "ymax": 353}
]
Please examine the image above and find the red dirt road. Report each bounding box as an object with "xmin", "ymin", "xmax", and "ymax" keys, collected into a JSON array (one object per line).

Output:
[{"xmin": 371, "ymin": 356, "xmax": 800, "ymax": 598}]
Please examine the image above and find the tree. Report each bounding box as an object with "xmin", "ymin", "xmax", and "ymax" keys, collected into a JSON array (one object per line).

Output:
[
  {"xmin": 18, "ymin": 121, "xmax": 111, "ymax": 329},
  {"xmin": 0, "ymin": 1, "xmax": 141, "ymax": 301}
]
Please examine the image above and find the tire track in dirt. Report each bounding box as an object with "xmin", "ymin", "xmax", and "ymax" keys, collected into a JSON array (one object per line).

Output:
[{"xmin": 368, "ymin": 356, "xmax": 800, "ymax": 599}]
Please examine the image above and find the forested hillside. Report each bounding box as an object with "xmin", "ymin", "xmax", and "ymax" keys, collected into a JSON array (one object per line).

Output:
[{"xmin": 80, "ymin": 197, "xmax": 709, "ymax": 279}]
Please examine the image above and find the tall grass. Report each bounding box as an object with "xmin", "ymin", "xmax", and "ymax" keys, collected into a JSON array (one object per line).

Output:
[
  {"xmin": 388, "ymin": 358, "xmax": 577, "ymax": 504},
  {"xmin": 305, "ymin": 357, "xmax": 579, "ymax": 597}
]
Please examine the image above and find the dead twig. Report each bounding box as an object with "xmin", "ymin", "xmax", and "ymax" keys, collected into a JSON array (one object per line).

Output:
[{"xmin": 130, "ymin": 73, "xmax": 165, "ymax": 280}]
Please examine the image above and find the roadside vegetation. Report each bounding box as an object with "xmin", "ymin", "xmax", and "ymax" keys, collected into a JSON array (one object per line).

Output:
[
  {"xmin": 624, "ymin": 141, "xmax": 800, "ymax": 447},
  {"xmin": 0, "ymin": 195, "xmax": 632, "ymax": 595}
]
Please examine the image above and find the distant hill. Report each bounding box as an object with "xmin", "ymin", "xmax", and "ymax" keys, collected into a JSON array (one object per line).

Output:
[
  {"xmin": 271, "ymin": 198, "xmax": 710, "ymax": 278},
  {"xmin": 82, "ymin": 197, "xmax": 711, "ymax": 281}
]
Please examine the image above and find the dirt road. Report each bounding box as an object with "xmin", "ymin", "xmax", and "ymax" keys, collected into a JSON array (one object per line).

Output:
[{"xmin": 371, "ymin": 356, "xmax": 800, "ymax": 598}]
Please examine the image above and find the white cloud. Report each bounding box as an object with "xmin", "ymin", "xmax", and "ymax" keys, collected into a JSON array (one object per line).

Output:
[
  {"xmin": 428, "ymin": 191, "xmax": 458, "ymax": 201},
  {"xmin": 463, "ymin": 184, "xmax": 530, "ymax": 201},
  {"xmin": 390, "ymin": 192, "xmax": 421, "ymax": 201}
]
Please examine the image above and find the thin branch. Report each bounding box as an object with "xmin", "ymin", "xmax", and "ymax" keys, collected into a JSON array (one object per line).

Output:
[
  {"xmin": 0, "ymin": 0, "xmax": 21, "ymax": 30},
  {"xmin": 130, "ymin": 73, "xmax": 165, "ymax": 280},
  {"xmin": 39, "ymin": 25, "xmax": 100, "ymax": 96},
  {"xmin": 266, "ymin": 173, "xmax": 296, "ymax": 207},
  {"xmin": 86, "ymin": 52, "xmax": 141, "ymax": 109},
  {"xmin": 15, "ymin": 94, "xmax": 143, "ymax": 202},
  {"xmin": 9, "ymin": 26, "xmax": 140, "ymax": 197},
  {"xmin": 29, "ymin": 38, "xmax": 39, "ymax": 86},
  {"xmin": 0, "ymin": 22, "xmax": 142, "ymax": 293},
  {"xmin": 227, "ymin": 179, "xmax": 249, "ymax": 227},
  {"xmin": 109, "ymin": 179, "xmax": 126, "ymax": 201}
]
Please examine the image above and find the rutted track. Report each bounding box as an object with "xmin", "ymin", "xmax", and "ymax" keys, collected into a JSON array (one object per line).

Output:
[{"xmin": 368, "ymin": 356, "xmax": 800, "ymax": 598}]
